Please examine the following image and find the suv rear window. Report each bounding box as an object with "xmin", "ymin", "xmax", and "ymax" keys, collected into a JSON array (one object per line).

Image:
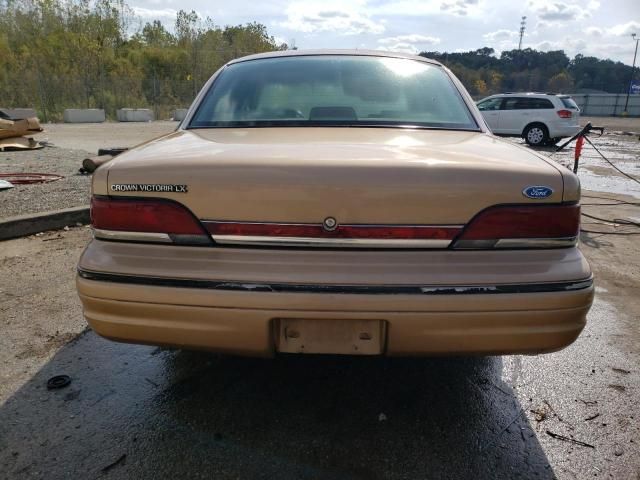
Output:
[
  {"xmin": 560, "ymin": 97, "xmax": 579, "ymax": 110},
  {"xmin": 190, "ymin": 56, "xmax": 479, "ymax": 130}
]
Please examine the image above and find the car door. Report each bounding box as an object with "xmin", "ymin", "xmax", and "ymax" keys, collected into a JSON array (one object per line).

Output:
[
  {"xmin": 497, "ymin": 97, "xmax": 532, "ymax": 135},
  {"xmin": 476, "ymin": 97, "xmax": 502, "ymax": 132}
]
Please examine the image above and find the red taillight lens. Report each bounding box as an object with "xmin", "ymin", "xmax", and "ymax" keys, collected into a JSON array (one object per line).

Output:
[
  {"xmin": 557, "ymin": 109, "xmax": 572, "ymax": 119},
  {"xmin": 91, "ymin": 196, "xmax": 208, "ymax": 241},
  {"xmin": 453, "ymin": 204, "xmax": 580, "ymax": 249}
]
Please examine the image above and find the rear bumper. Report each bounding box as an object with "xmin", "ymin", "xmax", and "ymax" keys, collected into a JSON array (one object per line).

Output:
[
  {"xmin": 76, "ymin": 240, "xmax": 593, "ymax": 356},
  {"xmin": 77, "ymin": 271, "xmax": 593, "ymax": 357},
  {"xmin": 548, "ymin": 124, "xmax": 581, "ymax": 138}
]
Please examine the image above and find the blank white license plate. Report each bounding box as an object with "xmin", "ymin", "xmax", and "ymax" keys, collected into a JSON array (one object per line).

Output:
[{"xmin": 276, "ymin": 319, "xmax": 385, "ymax": 355}]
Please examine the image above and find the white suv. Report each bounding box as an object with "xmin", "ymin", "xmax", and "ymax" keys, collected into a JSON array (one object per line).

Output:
[{"xmin": 476, "ymin": 93, "xmax": 581, "ymax": 146}]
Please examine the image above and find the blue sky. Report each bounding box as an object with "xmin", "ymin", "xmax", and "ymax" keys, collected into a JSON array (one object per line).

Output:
[{"xmin": 130, "ymin": 0, "xmax": 640, "ymax": 64}]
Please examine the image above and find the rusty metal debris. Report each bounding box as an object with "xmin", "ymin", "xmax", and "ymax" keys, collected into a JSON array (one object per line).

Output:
[
  {"xmin": 81, "ymin": 154, "xmax": 115, "ymax": 173},
  {"xmin": 81, "ymin": 147, "xmax": 127, "ymax": 173},
  {"xmin": 0, "ymin": 179, "xmax": 14, "ymax": 190},
  {"xmin": 0, "ymin": 136, "xmax": 42, "ymax": 151},
  {"xmin": 545, "ymin": 430, "xmax": 595, "ymax": 449},
  {"xmin": 0, "ymin": 173, "xmax": 63, "ymax": 184},
  {"xmin": 530, "ymin": 404, "xmax": 550, "ymax": 422},
  {"xmin": 47, "ymin": 375, "xmax": 71, "ymax": 390},
  {"xmin": 612, "ymin": 368, "xmax": 631, "ymax": 374},
  {"xmin": 608, "ymin": 384, "xmax": 626, "ymax": 392},
  {"xmin": 97, "ymin": 147, "xmax": 128, "ymax": 156},
  {"xmin": 101, "ymin": 453, "xmax": 126, "ymax": 473},
  {"xmin": 0, "ymin": 117, "xmax": 43, "ymax": 151}
]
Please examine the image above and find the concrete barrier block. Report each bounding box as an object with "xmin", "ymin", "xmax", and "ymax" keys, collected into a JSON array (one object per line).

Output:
[
  {"xmin": 63, "ymin": 109, "xmax": 106, "ymax": 123},
  {"xmin": 116, "ymin": 108, "xmax": 154, "ymax": 122},
  {"xmin": 173, "ymin": 109, "xmax": 188, "ymax": 121},
  {"xmin": 0, "ymin": 108, "xmax": 38, "ymax": 120}
]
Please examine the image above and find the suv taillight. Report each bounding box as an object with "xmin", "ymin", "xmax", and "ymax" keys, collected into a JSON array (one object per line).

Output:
[
  {"xmin": 453, "ymin": 204, "xmax": 580, "ymax": 249},
  {"xmin": 91, "ymin": 196, "xmax": 211, "ymax": 244},
  {"xmin": 557, "ymin": 109, "xmax": 572, "ymax": 119}
]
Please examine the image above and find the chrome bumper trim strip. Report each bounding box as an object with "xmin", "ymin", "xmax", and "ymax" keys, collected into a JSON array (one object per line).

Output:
[
  {"xmin": 78, "ymin": 269, "xmax": 593, "ymax": 295},
  {"xmin": 93, "ymin": 228, "xmax": 172, "ymax": 243},
  {"xmin": 453, "ymin": 237, "xmax": 578, "ymax": 249}
]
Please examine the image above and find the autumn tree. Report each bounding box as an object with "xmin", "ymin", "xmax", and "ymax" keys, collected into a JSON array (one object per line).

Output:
[{"xmin": 0, "ymin": 0, "xmax": 284, "ymax": 120}]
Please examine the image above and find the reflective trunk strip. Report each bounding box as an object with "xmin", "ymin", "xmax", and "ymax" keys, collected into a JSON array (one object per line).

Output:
[
  {"xmin": 203, "ymin": 221, "xmax": 463, "ymax": 239},
  {"xmin": 203, "ymin": 221, "xmax": 463, "ymax": 248}
]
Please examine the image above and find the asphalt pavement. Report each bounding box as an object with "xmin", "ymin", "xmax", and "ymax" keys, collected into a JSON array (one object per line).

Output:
[
  {"xmin": 0, "ymin": 334, "xmax": 562, "ymax": 479},
  {"xmin": 0, "ymin": 228, "xmax": 638, "ymax": 480}
]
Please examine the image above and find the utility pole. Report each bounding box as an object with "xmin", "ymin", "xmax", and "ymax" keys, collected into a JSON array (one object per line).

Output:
[
  {"xmin": 518, "ymin": 16, "xmax": 526, "ymax": 50},
  {"xmin": 623, "ymin": 33, "xmax": 639, "ymax": 115}
]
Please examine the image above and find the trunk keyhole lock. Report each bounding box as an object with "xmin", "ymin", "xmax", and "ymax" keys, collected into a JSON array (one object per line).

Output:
[{"xmin": 323, "ymin": 217, "xmax": 337, "ymax": 232}]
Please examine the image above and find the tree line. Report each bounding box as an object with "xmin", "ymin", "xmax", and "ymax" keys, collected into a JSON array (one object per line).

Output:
[
  {"xmin": 0, "ymin": 0, "xmax": 634, "ymax": 121},
  {"xmin": 0, "ymin": 0, "xmax": 285, "ymax": 121},
  {"xmin": 420, "ymin": 47, "xmax": 634, "ymax": 98}
]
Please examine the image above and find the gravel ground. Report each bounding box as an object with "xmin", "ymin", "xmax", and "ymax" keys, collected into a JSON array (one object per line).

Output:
[
  {"xmin": 1, "ymin": 147, "xmax": 91, "ymax": 218},
  {"xmin": 0, "ymin": 122, "xmax": 177, "ymax": 220},
  {"xmin": 34, "ymin": 121, "xmax": 179, "ymax": 153}
]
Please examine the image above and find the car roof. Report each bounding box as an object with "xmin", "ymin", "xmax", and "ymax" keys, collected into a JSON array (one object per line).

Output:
[
  {"xmin": 489, "ymin": 92, "xmax": 569, "ymax": 97},
  {"xmin": 227, "ymin": 49, "xmax": 443, "ymax": 67}
]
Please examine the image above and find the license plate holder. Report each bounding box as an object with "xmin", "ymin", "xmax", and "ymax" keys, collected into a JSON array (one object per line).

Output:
[{"xmin": 276, "ymin": 319, "xmax": 385, "ymax": 355}]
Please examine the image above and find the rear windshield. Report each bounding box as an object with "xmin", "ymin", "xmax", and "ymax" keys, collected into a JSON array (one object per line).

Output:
[
  {"xmin": 560, "ymin": 97, "xmax": 579, "ymax": 109},
  {"xmin": 189, "ymin": 56, "xmax": 479, "ymax": 130}
]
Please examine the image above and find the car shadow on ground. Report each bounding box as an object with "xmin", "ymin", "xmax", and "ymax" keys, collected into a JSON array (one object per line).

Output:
[
  {"xmin": 0, "ymin": 330, "xmax": 554, "ymax": 479},
  {"xmin": 579, "ymin": 231, "xmax": 615, "ymax": 249}
]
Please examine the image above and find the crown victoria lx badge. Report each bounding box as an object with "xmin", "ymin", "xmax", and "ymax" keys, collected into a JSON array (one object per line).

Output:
[
  {"xmin": 110, "ymin": 184, "xmax": 188, "ymax": 193},
  {"xmin": 523, "ymin": 186, "xmax": 554, "ymax": 199}
]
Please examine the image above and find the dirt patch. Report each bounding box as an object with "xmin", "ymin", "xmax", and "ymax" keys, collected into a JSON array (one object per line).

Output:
[
  {"xmin": 15, "ymin": 332, "xmax": 78, "ymax": 360},
  {"xmin": 0, "ymin": 227, "xmax": 91, "ymax": 402}
]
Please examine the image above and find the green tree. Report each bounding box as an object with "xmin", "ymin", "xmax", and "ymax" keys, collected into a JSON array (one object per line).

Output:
[{"xmin": 547, "ymin": 71, "xmax": 574, "ymax": 92}]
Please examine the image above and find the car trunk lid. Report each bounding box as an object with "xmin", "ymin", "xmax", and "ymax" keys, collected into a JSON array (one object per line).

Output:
[{"xmin": 103, "ymin": 128, "xmax": 565, "ymax": 246}]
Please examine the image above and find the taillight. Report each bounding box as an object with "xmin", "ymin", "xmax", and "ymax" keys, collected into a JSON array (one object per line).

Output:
[
  {"xmin": 91, "ymin": 196, "xmax": 211, "ymax": 245},
  {"xmin": 557, "ymin": 109, "xmax": 572, "ymax": 119},
  {"xmin": 453, "ymin": 204, "xmax": 580, "ymax": 249}
]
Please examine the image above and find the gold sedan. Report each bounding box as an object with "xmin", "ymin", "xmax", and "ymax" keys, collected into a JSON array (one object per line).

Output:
[{"xmin": 76, "ymin": 50, "xmax": 593, "ymax": 356}]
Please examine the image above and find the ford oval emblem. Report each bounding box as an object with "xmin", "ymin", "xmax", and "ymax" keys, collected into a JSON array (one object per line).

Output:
[{"xmin": 523, "ymin": 186, "xmax": 554, "ymax": 199}]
